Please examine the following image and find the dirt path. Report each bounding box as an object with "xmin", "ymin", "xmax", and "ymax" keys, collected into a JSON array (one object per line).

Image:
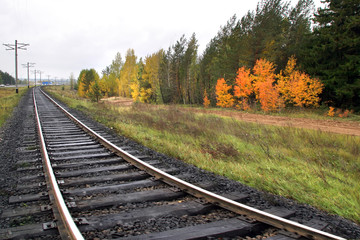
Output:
[
  {"xmin": 101, "ymin": 96, "xmax": 133, "ymax": 106},
  {"xmin": 102, "ymin": 97, "xmax": 360, "ymax": 136},
  {"xmin": 188, "ymin": 108, "xmax": 360, "ymax": 136}
]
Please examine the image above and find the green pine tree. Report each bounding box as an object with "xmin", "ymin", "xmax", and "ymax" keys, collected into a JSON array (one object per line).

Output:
[
  {"xmin": 304, "ymin": 0, "xmax": 360, "ymax": 109},
  {"xmin": 87, "ymin": 79, "xmax": 103, "ymax": 102}
]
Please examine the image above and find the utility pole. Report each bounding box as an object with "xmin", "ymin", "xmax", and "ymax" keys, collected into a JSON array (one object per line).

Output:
[
  {"xmin": 47, "ymin": 75, "xmax": 51, "ymax": 84},
  {"xmin": 39, "ymin": 71, "xmax": 44, "ymax": 85},
  {"xmin": 3, "ymin": 40, "xmax": 29, "ymax": 93},
  {"xmin": 32, "ymin": 69, "xmax": 40, "ymax": 87},
  {"xmin": 22, "ymin": 62, "xmax": 35, "ymax": 88}
]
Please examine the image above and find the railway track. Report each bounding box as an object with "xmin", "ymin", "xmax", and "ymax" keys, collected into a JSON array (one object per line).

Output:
[{"xmin": 0, "ymin": 87, "xmax": 348, "ymax": 239}]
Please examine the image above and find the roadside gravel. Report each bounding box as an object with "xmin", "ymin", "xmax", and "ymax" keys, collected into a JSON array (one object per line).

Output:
[{"xmin": 0, "ymin": 89, "xmax": 35, "ymax": 227}]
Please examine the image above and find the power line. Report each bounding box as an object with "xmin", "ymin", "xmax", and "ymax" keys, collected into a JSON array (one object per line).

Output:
[
  {"xmin": 3, "ymin": 40, "xmax": 29, "ymax": 93},
  {"xmin": 22, "ymin": 62, "xmax": 35, "ymax": 88}
]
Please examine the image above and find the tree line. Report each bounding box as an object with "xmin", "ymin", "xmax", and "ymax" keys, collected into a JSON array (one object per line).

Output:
[
  {"xmin": 77, "ymin": 0, "xmax": 360, "ymax": 111},
  {"xmin": 0, "ymin": 70, "xmax": 15, "ymax": 85}
]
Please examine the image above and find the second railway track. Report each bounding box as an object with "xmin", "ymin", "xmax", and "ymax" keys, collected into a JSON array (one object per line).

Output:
[{"xmin": 0, "ymin": 87, "xmax": 353, "ymax": 239}]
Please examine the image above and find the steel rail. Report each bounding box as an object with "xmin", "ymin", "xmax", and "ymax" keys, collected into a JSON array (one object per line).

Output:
[
  {"xmin": 40, "ymin": 88, "xmax": 345, "ymax": 240},
  {"xmin": 33, "ymin": 88, "xmax": 84, "ymax": 240}
]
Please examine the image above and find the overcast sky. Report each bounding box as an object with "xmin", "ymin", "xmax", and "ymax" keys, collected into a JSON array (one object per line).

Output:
[{"xmin": 1, "ymin": 0, "xmax": 324, "ymax": 81}]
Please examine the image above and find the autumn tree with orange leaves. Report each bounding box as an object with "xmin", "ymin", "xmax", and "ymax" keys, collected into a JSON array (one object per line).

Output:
[
  {"xmin": 216, "ymin": 78, "xmax": 234, "ymax": 108},
  {"xmin": 252, "ymin": 59, "xmax": 284, "ymax": 112},
  {"xmin": 203, "ymin": 89, "xmax": 210, "ymax": 108},
  {"xmin": 213, "ymin": 57, "xmax": 323, "ymax": 112},
  {"xmin": 234, "ymin": 66, "xmax": 253, "ymax": 110},
  {"xmin": 278, "ymin": 56, "xmax": 323, "ymax": 108}
]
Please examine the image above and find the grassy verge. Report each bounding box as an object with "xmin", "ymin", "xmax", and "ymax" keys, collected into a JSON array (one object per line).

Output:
[
  {"xmin": 0, "ymin": 87, "xmax": 29, "ymax": 127},
  {"xmin": 46, "ymin": 85, "xmax": 360, "ymax": 224}
]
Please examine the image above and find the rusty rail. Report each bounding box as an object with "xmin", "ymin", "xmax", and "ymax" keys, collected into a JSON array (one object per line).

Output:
[{"xmin": 33, "ymin": 88, "xmax": 84, "ymax": 240}]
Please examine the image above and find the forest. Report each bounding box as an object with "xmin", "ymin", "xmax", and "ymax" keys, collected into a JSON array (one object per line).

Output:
[
  {"xmin": 77, "ymin": 0, "xmax": 360, "ymax": 111},
  {"xmin": 0, "ymin": 70, "xmax": 15, "ymax": 85}
]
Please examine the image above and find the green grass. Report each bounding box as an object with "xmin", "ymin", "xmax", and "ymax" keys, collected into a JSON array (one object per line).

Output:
[
  {"xmin": 0, "ymin": 87, "xmax": 29, "ymax": 127},
  {"xmin": 45, "ymin": 85, "xmax": 360, "ymax": 224}
]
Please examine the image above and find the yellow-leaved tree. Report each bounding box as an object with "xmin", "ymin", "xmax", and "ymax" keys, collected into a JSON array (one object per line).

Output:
[
  {"xmin": 119, "ymin": 49, "xmax": 138, "ymax": 98},
  {"xmin": 278, "ymin": 56, "xmax": 323, "ymax": 107},
  {"xmin": 77, "ymin": 70, "xmax": 87, "ymax": 97},
  {"xmin": 77, "ymin": 69, "xmax": 100, "ymax": 99},
  {"xmin": 130, "ymin": 82, "xmax": 140, "ymax": 102},
  {"xmin": 215, "ymin": 78, "xmax": 234, "ymax": 108},
  {"xmin": 139, "ymin": 88, "xmax": 153, "ymax": 103},
  {"xmin": 142, "ymin": 50, "xmax": 163, "ymax": 103}
]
